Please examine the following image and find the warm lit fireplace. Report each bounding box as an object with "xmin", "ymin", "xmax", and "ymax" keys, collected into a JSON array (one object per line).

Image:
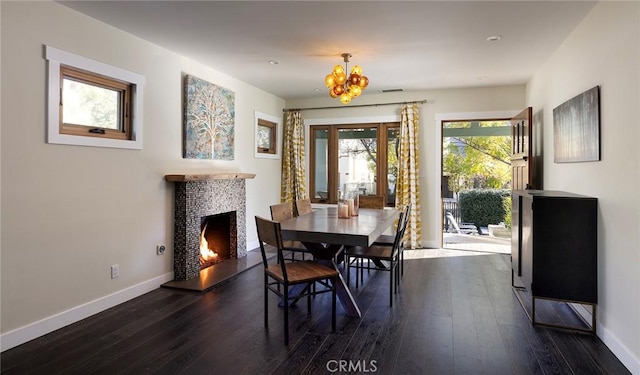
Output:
[
  {"xmin": 166, "ymin": 173, "xmax": 254, "ymax": 281},
  {"xmin": 199, "ymin": 212, "xmax": 234, "ymax": 269}
]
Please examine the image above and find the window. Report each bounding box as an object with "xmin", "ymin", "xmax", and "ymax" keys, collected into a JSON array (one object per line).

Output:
[
  {"xmin": 60, "ymin": 65, "xmax": 132, "ymax": 140},
  {"xmin": 254, "ymin": 111, "xmax": 281, "ymax": 159},
  {"xmin": 46, "ymin": 46, "xmax": 144, "ymax": 149},
  {"xmin": 256, "ymin": 118, "xmax": 276, "ymax": 154},
  {"xmin": 310, "ymin": 122, "xmax": 399, "ymax": 206}
]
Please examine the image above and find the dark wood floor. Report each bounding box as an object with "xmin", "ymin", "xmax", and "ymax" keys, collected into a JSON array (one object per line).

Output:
[{"xmin": 1, "ymin": 251, "xmax": 630, "ymax": 375}]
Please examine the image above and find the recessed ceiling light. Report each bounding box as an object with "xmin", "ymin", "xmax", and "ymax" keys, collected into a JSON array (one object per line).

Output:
[
  {"xmin": 268, "ymin": 60, "xmax": 279, "ymax": 65},
  {"xmin": 314, "ymin": 88, "xmax": 321, "ymax": 92},
  {"xmin": 486, "ymin": 35, "xmax": 502, "ymax": 42}
]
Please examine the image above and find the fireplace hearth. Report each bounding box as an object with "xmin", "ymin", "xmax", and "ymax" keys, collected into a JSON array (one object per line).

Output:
[{"xmin": 164, "ymin": 173, "xmax": 255, "ymax": 289}]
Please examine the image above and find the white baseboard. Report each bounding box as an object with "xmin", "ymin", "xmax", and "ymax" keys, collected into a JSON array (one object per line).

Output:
[
  {"xmin": 567, "ymin": 303, "xmax": 638, "ymax": 373},
  {"xmin": 246, "ymin": 239, "xmax": 260, "ymax": 252},
  {"xmin": 597, "ymin": 321, "xmax": 640, "ymax": 374},
  {"xmin": 422, "ymin": 240, "xmax": 439, "ymax": 249},
  {"xmin": 0, "ymin": 272, "xmax": 174, "ymax": 352}
]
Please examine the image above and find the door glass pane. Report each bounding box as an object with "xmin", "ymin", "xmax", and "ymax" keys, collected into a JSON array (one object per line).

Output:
[
  {"xmin": 386, "ymin": 127, "xmax": 400, "ymax": 206},
  {"xmin": 313, "ymin": 129, "xmax": 329, "ymax": 201},
  {"xmin": 338, "ymin": 127, "xmax": 377, "ymax": 198}
]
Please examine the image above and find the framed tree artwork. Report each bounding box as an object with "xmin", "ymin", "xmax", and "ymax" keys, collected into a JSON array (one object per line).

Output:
[{"xmin": 183, "ymin": 74, "xmax": 235, "ymax": 160}]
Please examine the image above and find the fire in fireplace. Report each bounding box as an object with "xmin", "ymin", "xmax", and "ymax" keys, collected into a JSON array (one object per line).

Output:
[{"xmin": 199, "ymin": 212, "xmax": 233, "ymax": 270}]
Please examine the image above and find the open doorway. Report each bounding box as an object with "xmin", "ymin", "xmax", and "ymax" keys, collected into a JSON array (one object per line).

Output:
[{"xmin": 441, "ymin": 118, "xmax": 512, "ymax": 254}]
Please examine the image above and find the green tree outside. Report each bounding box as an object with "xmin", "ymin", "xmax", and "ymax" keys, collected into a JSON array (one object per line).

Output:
[{"xmin": 443, "ymin": 121, "xmax": 511, "ymax": 195}]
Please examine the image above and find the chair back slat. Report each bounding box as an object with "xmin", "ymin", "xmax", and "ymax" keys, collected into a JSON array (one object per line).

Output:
[
  {"xmin": 391, "ymin": 212, "xmax": 406, "ymax": 254},
  {"xmin": 255, "ymin": 216, "xmax": 288, "ymax": 271},
  {"xmin": 358, "ymin": 195, "xmax": 385, "ymax": 209},
  {"xmin": 295, "ymin": 198, "xmax": 313, "ymax": 216},
  {"xmin": 399, "ymin": 203, "xmax": 412, "ymax": 247},
  {"xmin": 256, "ymin": 216, "xmax": 282, "ymax": 248},
  {"xmin": 270, "ymin": 202, "xmax": 294, "ymax": 221}
]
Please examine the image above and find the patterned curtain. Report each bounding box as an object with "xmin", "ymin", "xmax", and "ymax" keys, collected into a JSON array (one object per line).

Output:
[
  {"xmin": 397, "ymin": 103, "xmax": 423, "ymax": 249},
  {"xmin": 281, "ymin": 111, "xmax": 307, "ymax": 203}
]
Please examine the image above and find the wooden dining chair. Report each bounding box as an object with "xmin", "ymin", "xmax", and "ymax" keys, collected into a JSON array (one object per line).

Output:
[
  {"xmin": 270, "ymin": 202, "xmax": 309, "ymax": 261},
  {"xmin": 295, "ymin": 198, "xmax": 313, "ymax": 216},
  {"xmin": 255, "ymin": 216, "xmax": 337, "ymax": 345},
  {"xmin": 345, "ymin": 211, "xmax": 406, "ymax": 307},
  {"xmin": 373, "ymin": 204, "xmax": 411, "ymax": 277},
  {"xmin": 270, "ymin": 202, "xmax": 294, "ymax": 221},
  {"xmin": 358, "ymin": 195, "xmax": 385, "ymax": 209}
]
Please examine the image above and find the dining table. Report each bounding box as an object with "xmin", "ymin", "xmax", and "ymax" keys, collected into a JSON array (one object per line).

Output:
[{"xmin": 279, "ymin": 206, "xmax": 400, "ymax": 318}]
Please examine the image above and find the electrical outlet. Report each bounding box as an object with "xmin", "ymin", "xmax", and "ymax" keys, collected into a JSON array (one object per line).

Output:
[
  {"xmin": 157, "ymin": 245, "xmax": 166, "ymax": 255},
  {"xmin": 111, "ymin": 264, "xmax": 120, "ymax": 279}
]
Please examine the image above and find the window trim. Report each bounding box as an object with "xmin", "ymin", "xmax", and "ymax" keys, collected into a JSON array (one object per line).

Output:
[
  {"xmin": 46, "ymin": 45, "xmax": 145, "ymax": 149},
  {"xmin": 254, "ymin": 111, "xmax": 281, "ymax": 159},
  {"xmin": 309, "ymin": 121, "xmax": 400, "ymax": 205}
]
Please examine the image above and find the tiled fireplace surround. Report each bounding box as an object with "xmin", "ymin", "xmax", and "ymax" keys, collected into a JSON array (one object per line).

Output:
[{"xmin": 167, "ymin": 173, "xmax": 255, "ymax": 281}]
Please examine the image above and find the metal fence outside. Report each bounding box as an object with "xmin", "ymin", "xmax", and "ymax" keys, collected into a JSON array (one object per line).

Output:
[{"xmin": 443, "ymin": 198, "xmax": 460, "ymax": 231}]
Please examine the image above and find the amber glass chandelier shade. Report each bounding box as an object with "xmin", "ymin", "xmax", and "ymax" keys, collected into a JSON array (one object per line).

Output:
[
  {"xmin": 349, "ymin": 73, "xmax": 361, "ymax": 85},
  {"xmin": 325, "ymin": 53, "xmax": 368, "ymax": 104},
  {"xmin": 340, "ymin": 93, "xmax": 352, "ymax": 104},
  {"xmin": 358, "ymin": 76, "xmax": 369, "ymax": 88},
  {"xmin": 324, "ymin": 74, "xmax": 336, "ymax": 88}
]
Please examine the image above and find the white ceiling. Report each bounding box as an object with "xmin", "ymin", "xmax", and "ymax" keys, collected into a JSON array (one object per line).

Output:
[{"xmin": 58, "ymin": 1, "xmax": 597, "ymax": 100}]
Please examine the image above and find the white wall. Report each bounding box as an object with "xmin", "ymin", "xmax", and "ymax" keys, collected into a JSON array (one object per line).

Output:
[
  {"xmin": 287, "ymin": 86, "xmax": 526, "ymax": 248},
  {"xmin": 527, "ymin": 2, "xmax": 640, "ymax": 373},
  {"xmin": 0, "ymin": 1, "xmax": 283, "ymax": 348}
]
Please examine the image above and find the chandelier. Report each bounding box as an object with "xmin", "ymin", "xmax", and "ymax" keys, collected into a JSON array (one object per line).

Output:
[{"xmin": 324, "ymin": 53, "xmax": 369, "ymax": 104}]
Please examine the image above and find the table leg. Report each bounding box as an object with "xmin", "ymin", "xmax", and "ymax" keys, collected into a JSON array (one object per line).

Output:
[
  {"xmin": 303, "ymin": 242, "xmax": 362, "ymax": 318},
  {"xmin": 330, "ymin": 266, "xmax": 361, "ymax": 318}
]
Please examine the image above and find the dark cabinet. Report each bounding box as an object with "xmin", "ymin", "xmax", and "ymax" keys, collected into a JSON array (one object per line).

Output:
[{"xmin": 511, "ymin": 190, "xmax": 597, "ymax": 331}]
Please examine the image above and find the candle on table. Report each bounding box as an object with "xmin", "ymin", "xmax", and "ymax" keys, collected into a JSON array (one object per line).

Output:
[
  {"xmin": 338, "ymin": 203, "xmax": 350, "ymax": 218},
  {"xmin": 347, "ymin": 199, "xmax": 355, "ymax": 216}
]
